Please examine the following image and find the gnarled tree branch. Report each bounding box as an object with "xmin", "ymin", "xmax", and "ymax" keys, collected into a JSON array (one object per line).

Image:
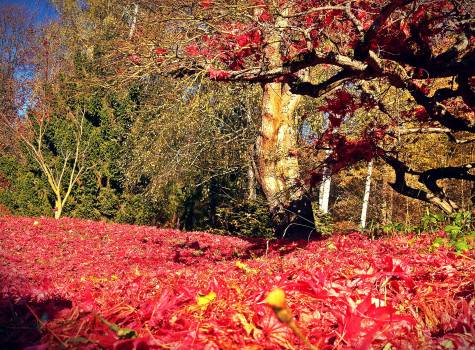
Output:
[{"xmin": 382, "ymin": 154, "xmax": 460, "ymax": 213}]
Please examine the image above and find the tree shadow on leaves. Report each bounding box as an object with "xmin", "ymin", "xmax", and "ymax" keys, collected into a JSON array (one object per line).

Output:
[
  {"xmin": 170, "ymin": 235, "xmax": 318, "ymax": 266},
  {"xmin": 236, "ymin": 236, "xmax": 317, "ymax": 259}
]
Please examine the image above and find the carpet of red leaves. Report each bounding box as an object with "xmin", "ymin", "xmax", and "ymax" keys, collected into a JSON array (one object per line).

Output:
[{"xmin": 0, "ymin": 216, "xmax": 474, "ymax": 350}]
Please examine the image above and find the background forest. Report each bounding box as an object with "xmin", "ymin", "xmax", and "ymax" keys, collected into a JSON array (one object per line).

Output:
[{"xmin": 0, "ymin": 0, "xmax": 474, "ymax": 238}]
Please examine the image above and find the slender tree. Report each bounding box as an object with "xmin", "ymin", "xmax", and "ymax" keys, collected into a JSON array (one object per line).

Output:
[
  {"xmin": 360, "ymin": 160, "xmax": 373, "ymax": 228},
  {"xmin": 3, "ymin": 24, "xmax": 90, "ymax": 219},
  {"xmin": 19, "ymin": 107, "xmax": 88, "ymax": 219}
]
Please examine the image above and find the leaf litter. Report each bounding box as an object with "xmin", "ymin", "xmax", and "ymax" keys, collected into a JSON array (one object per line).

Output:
[{"xmin": 0, "ymin": 216, "xmax": 473, "ymax": 349}]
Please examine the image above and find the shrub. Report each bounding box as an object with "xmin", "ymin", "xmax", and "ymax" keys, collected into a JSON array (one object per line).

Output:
[{"xmin": 214, "ymin": 199, "xmax": 274, "ymax": 239}]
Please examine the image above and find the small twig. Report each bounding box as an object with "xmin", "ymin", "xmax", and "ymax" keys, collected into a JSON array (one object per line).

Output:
[
  {"xmin": 455, "ymin": 252, "xmax": 475, "ymax": 261},
  {"xmin": 26, "ymin": 303, "xmax": 67, "ymax": 347}
]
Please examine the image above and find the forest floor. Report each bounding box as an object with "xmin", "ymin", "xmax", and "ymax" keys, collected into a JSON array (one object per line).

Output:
[{"xmin": 0, "ymin": 216, "xmax": 474, "ymax": 349}]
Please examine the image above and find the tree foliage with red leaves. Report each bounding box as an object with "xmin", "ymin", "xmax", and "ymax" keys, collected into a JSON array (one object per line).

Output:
[{"xmin": 120, "ymin": 0, "xmax": 474, "ymax": 229}]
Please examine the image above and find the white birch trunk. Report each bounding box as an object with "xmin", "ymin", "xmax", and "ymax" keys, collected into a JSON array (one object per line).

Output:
[
  {"xmin": 128, "ymin": 4, "xmax": 139, "ymax": 40},
  {"xmin": 360, "ymin": 160, "xmax": 374, "ymax": 229},
  {"xmin": 318, "ymin": 179, "xmax": 325, "ymax": 210},
  {"xmin": 318, "ymin": 114, "xmax": 331, "ymax": 214},
  {"xmin": 247, "ymin": 161, "xmax": 256, "ymax": 200},
  {"xmin": 319, "ymin": 166, "xmax": 331, "ymax": 214}
]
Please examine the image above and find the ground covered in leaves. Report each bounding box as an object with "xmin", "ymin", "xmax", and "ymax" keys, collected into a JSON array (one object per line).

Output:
[{"xmin": 0, "ymin": 217, "xmax": 474, "ymax": 349}]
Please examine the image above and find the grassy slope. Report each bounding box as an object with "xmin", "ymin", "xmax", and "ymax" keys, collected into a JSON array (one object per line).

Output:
[{"xmin": 0, "ymin": 216, "xmax": 474, "ymax": 349}]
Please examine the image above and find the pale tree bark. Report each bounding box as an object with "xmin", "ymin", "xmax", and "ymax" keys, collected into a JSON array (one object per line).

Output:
[
  {"xmin": 130, "ymin": 0, "xmax": 474, "ymax": 234},
  {"xmin": 360, "ymin": 160, "xmax": 373, "ymax": 229},
  {"xmin": 18, "ymin": 108, "xmax": 87, "ymax": 219},
  {"xmin": 255, "ymin": 81, "xmax": 315, "ymax": 238},
  {"xmin": 253, "ymin": 6, "xmax": 315, "ymax": 238},
  {"xmin": 247, "ymin": 159, "xmax": 256, "ymax": 201},
  {"xmin": 318, "ymin": 163, "xmax": 331, "ymax": 214},
  {"xmin": 319, "ymin": 115, "xmax": 331, "ymax": 214},
  {"xmin": 128, "ymin": 3, "xmax": 139, "ymax": 40}
]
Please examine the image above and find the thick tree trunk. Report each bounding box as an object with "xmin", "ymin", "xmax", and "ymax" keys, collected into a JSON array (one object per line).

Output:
[
  {"xmin": 252, "ymin": 7, "xmax": 315, "ymax": 239},
  {"xmin": 254, "ymin": 82, "xmax": 315, "ymax": 239}
]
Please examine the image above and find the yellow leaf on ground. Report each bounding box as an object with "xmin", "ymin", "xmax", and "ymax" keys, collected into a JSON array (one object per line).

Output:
[
  {"xmin": 195, "ymin": 291, "xmax": 216, "ymax": 311},
  {"xmin": 235, "ymin": 261, "xmax": 258, "ymax": 274},
  {"xmin": 233, "ymin": 313, "xmax": 258, "ymax": 337}
]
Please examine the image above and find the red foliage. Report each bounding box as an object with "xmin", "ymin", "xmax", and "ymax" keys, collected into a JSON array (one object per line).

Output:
[
  {"xmin": 153, "ymin": 48, "xmax": 168, "ymax": 55},
  {"xmin": 208, "ymin": 68, "xmax": 231, "ymax": 80},
  {"xmin": 185, "ymin": 43, "xmax": 201, "ymax": 57},
  {"xmin": 318, "ymin": 90, "xmax": 358, "ymax": 128},
  {"xmin": 128, "ymin": 54, "xmax": 141, "ymax": 65},
  {"xmin": 171, "ymin": 0, "xmax": 471, "ymax": 145},
  {"xmin": 401, "ymin": 106, "xmax": 430, "ymax": 122},
  {"xmin": 200, "ymin": 0, "xmax": 213, "ymax": 9},
  {"xmin": 0, "ymin": 217, "xmax": 474, "ymax": 349}
]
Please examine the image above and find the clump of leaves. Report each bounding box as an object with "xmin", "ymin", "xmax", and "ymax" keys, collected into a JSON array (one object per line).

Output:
[
  {"xmin": 367, "ymin": 221, "xmax": 418, "ymax": 238},
  {"xmin": 214, "ymin": 199, "xmax": 274, "ymax": 239},
  {"xmin": 368, "ymin": 210, "xmax": 474, "ymax": 252},
  {"xmin": 431, "ymin": 211, "xmax": 475, "ymax": 252},
  {"xmin": 312, "ymin": 207, "xmax": 334, "ymax": 237},
  {"xmin": 99, "ymin": 316, "xmax": 137, "ymax": 339},
  {"xmin": 419, "ymin": 212, "xmax": 445, "ymax": 233}
]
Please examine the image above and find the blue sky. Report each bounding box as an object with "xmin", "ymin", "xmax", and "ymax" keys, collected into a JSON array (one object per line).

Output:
[{"xmin": 2, "ymin": 0, "xmax": 58, "ymax": 24}]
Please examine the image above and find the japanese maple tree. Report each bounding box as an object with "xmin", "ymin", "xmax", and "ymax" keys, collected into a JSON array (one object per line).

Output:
[{"xmin": 121, "ymin": 0, "xmax": 474, "ymax": 235}]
